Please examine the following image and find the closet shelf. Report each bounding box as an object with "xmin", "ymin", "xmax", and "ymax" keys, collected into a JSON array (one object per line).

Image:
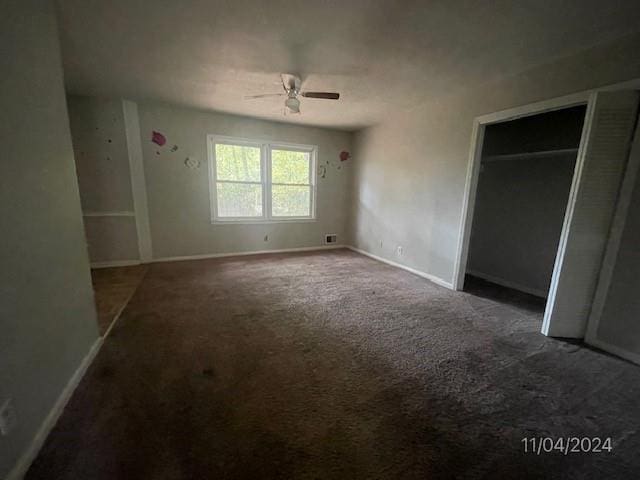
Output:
[{"xmin": 482, "ymin": 148, "xmax": 579, "ymax": 162}]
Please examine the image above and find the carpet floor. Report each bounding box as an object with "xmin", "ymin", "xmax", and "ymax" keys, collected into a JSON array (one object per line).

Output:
[
  {"xmin": 27, "ymin": 249, "xmax": 640, "ymax": 479},
  {"xmin": 91, "ymin": 265, "xmax": 147, "ymax": 335}
]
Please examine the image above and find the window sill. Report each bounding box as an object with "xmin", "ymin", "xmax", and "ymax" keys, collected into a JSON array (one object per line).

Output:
[{"xmin": 212, "ymin": 218, "xmax": 317, "ymax": 225}]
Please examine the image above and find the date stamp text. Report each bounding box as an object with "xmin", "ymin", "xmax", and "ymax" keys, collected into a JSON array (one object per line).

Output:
[{"xmin": 522, "ymin": 437, "xmax": 613, "ymax": 455}]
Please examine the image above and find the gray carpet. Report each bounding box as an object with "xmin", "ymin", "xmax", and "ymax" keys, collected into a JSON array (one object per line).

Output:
[{"xmin": 27, "ymin": 249, "xmax": 640, "ymax": 479}]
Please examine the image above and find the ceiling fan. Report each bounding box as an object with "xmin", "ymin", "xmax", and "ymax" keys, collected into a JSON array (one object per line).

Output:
[{"xmin": 245, "ymin": 73, "xmax": 340, "ymax": 114}]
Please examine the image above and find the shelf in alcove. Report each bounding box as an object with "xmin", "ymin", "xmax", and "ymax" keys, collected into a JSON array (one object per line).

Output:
[{"xmin": 482, "ymin": 148, "xmax": 579, "ymax": 163}]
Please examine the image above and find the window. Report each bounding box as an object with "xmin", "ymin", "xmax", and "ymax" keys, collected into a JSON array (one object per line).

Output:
[
  {"xmin": 209, "ymin": 135, "xmax": 316, "ymax": 223},
  {"xmin": 271, "ymin": 148, "xmax": 313, "ymax": 218},
  {"xmin": 213, "ymin": 142, "xmax": 263, "ymax": 218}
]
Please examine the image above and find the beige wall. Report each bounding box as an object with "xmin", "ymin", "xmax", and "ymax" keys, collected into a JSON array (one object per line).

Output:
[
  {"xmin": 137, "ymin": 103, "xmax": 353, "ymax": 259},
  {"xmin": 468, "ymin": 155, "xmax": 576, "ymax": 296},
  {"xmin": 350, "ymin": 31, "xmax": 640, "ymax": 285},
  {"xmin": 82, "ymin": 215, "xmax": 139, "ymax": 263},
  {"xmin": 68, "ymin": 96, "xmax": 134, "ymax": 212},
  {"xmin": 67, "ymin": 95, "xmax": 140, "ymax": 264},
  {"xmin": 0, "ymin": 1, "xmax": 99, "ymax": 477}
]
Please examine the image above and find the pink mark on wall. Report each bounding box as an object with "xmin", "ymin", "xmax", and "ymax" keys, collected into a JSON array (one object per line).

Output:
[
  {"xmin": 152, "ymin": 131, "xmax": 166, "ymax": 146},
  {"xmin": 339, "ymin": 151, "xmax": 351, "ymax": 161}
]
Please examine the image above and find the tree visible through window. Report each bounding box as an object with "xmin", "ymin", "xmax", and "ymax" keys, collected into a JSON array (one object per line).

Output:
[
  {"xmin": 210, "ymin": 137, "xmax": 316, "ymax": 222},
  {"xmin": 271, "ymin": 149, "xmax": 311, "ymax": 217},
  {"xmin": 215, "ymin": 144, "xmax": 262, "ymax": 218}
]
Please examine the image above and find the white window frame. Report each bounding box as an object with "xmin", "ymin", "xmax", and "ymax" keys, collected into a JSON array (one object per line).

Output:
[{"xmin": 208, "ymin": 134, "xmax": 317, "ymax": 224}]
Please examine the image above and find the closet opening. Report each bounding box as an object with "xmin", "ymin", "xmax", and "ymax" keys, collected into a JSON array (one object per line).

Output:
[{"xmin": 462, "ymin": 105, "xmax": 587, "ymax": 319}]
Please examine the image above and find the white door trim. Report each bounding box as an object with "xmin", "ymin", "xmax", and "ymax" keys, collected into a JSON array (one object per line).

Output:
[
  {"xmin": 452, "ymin": 91, "xmax": 590, "ymax": 292},
  {"xmin": 539, "ymin": 93, "xmax": 598, "ymax": 336}
]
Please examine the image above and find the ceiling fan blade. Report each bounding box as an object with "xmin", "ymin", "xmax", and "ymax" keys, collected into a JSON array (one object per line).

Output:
[
  {"xmin": 281, "ymin": 73, "xmax": 302, "ymax": 93},
  {"xmin": 301, "ymin": 92, "xmax": 340, "ymax": 100},
  {"xmin": 244, "ymin": 93, "xmax": 286, "ymax": 99}
]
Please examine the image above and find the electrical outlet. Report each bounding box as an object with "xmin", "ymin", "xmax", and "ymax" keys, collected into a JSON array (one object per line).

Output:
[
  {"xmin": 396, "ymin": 245, "xmax": 403, "ymax": 257},
  {"xmin": 0, "ymin": 398, "xmax": 17, "ymax": 436}
]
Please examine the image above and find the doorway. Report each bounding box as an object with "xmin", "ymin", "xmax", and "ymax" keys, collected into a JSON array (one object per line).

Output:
[
  {"xmin": 464, "ymin": 106, "xmax": 586, "ymax": 309},
  {"xmin": 455, "ymin": 90, "xmax": 640, "ymax": 339}
]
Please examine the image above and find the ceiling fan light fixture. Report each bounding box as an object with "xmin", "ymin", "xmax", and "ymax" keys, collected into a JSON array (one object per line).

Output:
[
  {"xmin": 285, "ymin": 96, "xmax": 300, "ymax": 113},
  {"xmin": 245, "ymin": 73, "xmax": 340, "ymax": 116}
]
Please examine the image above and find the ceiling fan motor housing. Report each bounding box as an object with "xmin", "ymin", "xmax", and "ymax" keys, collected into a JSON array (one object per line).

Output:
[{"xmin": 285, "ymin": 96, "xmax": 300, "ymax": 113}]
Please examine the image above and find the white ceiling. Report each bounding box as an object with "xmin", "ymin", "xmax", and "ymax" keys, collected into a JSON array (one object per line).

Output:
[{"xmin": 56, "ymin": 0, "xmax": 640, "ymax": 131}]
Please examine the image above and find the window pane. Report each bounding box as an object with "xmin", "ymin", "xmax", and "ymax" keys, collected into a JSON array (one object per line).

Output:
[
  {"xmin": 272, "ymin": 185, "xmax": 311, "ymax": 217},
  {"xmin": 216, "ymin": 182, "xmax": 262, "ymax": 217},
  {"xmin": 215, "ymin": 144, "xmax": 261, "ymax": 181},
  {"xmin": 271, "ymin": 149, "xmax": 310, "ymax": 184}
]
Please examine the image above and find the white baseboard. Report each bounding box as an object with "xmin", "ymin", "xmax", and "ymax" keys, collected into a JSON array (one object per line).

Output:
[
  {"xmin": 153, "ymin": 245, "xmax": 455, "ymax": 292},
  {"xmin": 152, "ymin": 244, "xmax": 346, "ymax": 263},
  {"xmin": 90, "ymin": 259, "xmax": 141, "ymax": 269},
  {"xmin": 7, "ymin": 337, "xmax": 104, "ymax": 480},
  {"xmin": 466, "ymin": 269, "xmax": 547, "ymax": 298},
  {"xmin": 347, "ymin": 246, "xmax": 454, "ymax": 289}
]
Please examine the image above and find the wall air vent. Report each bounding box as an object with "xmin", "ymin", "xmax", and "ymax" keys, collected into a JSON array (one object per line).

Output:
[{"xmin": 325, "ymin": 234, "xmax": 337, "ymax": 244}]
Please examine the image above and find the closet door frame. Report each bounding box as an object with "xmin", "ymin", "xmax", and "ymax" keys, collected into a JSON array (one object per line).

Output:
[
  {"xmin": 454, "ymin": 81, "xmax": 640, "ymax": 339},
  {"xmin": 453, "ymin": 91, "xmax": 589, "ymax": 293}
]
